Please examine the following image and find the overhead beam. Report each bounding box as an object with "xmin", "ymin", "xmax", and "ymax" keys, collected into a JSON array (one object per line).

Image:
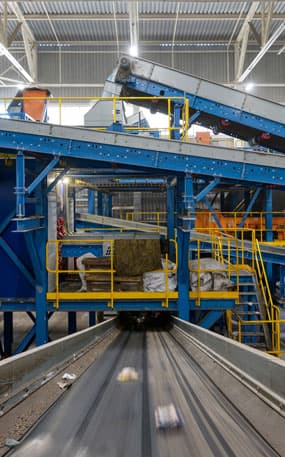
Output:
[
  {"xmin": 128, "ymin": 1, "xmax": 138, "ymax": 56},
  {"xmin": 0, "ymin": 42, "xmax": 33, "ymax": 82},
  {"xmin": 238, "ymin": 20, "xmax": 285, "ymax": 82},
  {"xmin": 8, "ymin": 1, "xmax": 37, "ymax": 80},
  {"xmin": 263, "ymin": 0, "xmax": 276, "ymax": 45},
  {"xmin": 235, "ymin": 2, "xmax": 259, "ymax": 80},
  {"xmin": 3, "ymin": 13, "xmax": 285, "ymax": 21}
]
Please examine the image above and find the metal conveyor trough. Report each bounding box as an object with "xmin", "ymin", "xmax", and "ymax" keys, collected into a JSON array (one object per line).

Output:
[{"xmin": 2, "ymin": 318, "xmax": 284, "ymax": 457}]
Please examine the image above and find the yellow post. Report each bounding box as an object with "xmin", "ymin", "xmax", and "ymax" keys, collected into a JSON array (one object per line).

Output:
[
  {"xmin": 110, "ymin": 240, "xmax": 114, "ymax": 308},
  {"xmin": 58, "ymin": 99, "xmax": 62, "ymax": 125},
  {"xmin": 113, "ymin": 97, "xmax": 117, "ymax": 124},
  {"xmin": 197, "ymin": 239, "xmax": 201, "ymax": 306},
  {"xmin": 165, "ymin": 253, "xmax": 169, "ymax": 308},
  {"xmin": 55, "ymin": 240, "xmax": 59, "ymax": 309},
  {"xmin": 185, "ymin": 98, "xmax": 189, "ymax": 142},
  {"xmin": 167, "ymin": 98, "xmax": 171, "ymax": 140}
]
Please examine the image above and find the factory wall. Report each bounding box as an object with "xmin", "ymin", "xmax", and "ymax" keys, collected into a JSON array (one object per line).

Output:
[{"xmin": 0, "ymin": 49, "xmax": 284, "ymax": 102}]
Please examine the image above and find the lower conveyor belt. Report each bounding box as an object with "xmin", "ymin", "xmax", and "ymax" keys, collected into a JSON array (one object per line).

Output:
[{"xmin": 7, "ymin": 328, "xmax": 282, "ymax": 457}]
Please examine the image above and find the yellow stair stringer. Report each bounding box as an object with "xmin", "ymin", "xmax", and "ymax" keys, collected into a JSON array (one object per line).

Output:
[{"xmin": 253, "ymin": 240, "xmax": 280, "ymax": 354}]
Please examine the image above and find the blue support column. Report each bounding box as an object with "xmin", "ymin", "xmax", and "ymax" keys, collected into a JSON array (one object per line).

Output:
[
  {"xmin": 35, "ymin": 174, "xmax": 49, "ymax": 346},
  {"xmin": 177, "ymin": 229, "xmax": 190, "ymax": 320},
  {"xmin": 265, "ymin": 188, "xmax": 273, "ymax": 283},
  {"xmin": 15, "ymin": 151, "xmax": 25, "ymax": 217},
  {"xmin": 167, "ymin": 182, "xmax": 175, "ymax": 260},
  {"xmin": 88, "ymin": 189, "xmax": 95, "ymax": 214},
  {"xmin": 172, "ymin": 103, "xmax": 181, "ymax": 140},
  {"xmin": 68, "ymin": 312, "xmax": 77, "ymax": 334},
  {"xmin": 177, "ymin": 174, "xmax": 195, "ymax": 321},
  {"xmin": 89, "ymin": 312, "xmax": 96, "ymax": 326},
  {"xmin": 103, "ymin": 193, "xmax": 112, "ymax": 217},
  {"xmin": 97, "ymin": 191, "xmax": 103, "ymax": 215},
  {"xmin": 4, "ymin": 312, "xmax": 13, "ymax": 356}
]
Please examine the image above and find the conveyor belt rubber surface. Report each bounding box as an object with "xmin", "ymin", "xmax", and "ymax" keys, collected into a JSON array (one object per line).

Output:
[{"xmin": 7, "ymin": 330, "xmax": 282, "ymax": 457}]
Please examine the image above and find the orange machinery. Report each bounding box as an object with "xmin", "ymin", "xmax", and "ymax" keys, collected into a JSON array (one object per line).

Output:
[
  {"xmin": 195, "ymin": 211, "xmax": 285, "ymax": 241},
  {"xmin": 7, "ymin": 87, "xmax": 51, "ymax": 122}
]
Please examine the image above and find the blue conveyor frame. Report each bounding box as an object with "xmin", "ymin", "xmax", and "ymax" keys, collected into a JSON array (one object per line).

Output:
[{"xmin": 0, "ymin": 55, "xmax": 285, "ymax": 353}]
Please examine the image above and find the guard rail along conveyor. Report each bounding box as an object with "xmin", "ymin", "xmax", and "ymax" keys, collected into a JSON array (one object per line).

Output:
[
  {"xmin": 0, "ymin": 318, "xmax": 285, "ymax": 457},
  {"xmin": 105, "ymin": 55, "xmax": 285, "ymax": 152}
]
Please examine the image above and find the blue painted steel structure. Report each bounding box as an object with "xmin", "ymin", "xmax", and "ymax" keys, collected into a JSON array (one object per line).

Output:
[
  {"xmin": 1, "ymin": 56, "xmax": 285, "ymax": 353},
  {"xmin": 107, "ymin": 55, "xmax": 285, "ymax": 152}
]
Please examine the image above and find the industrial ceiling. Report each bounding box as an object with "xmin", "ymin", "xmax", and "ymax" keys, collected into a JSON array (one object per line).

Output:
[{"xmin": 0, "ymin": 1, "xmax": 284, "ymax": 88}]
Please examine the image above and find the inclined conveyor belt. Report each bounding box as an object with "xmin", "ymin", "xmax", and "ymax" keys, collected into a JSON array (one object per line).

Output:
[
  {"xmin": 76, "ymin": 212, "xmax": 167, "ymax": 235},
  {"xmin": 0, "ymin": 118, "xmax": 285, "ymax": 187},
  {"xmin": 105, "ymin": 55, "xmax": 285, "ymax": 152},
  {"xmin": 6, "ymin": 326, "xmax": 284, "ymax": 457}
]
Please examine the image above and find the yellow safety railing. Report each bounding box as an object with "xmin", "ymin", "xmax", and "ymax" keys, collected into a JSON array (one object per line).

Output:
[
  {"xmin": 252, "ymin": 238, "xmax": 281, "ymax": 355},
  {"xmin": 189, "ymin": 236, "xmax": 240, "ymax": 306},
  {"xmin": 236, "ymin": 318, "xmax": 284, "ymax": 357},
  {"xmin": 46, "ymin": 237, "xmax": 178, "ymax": 309},
  {"xmin": 0, "ymin": 95, "xmax": 191, "ymax": 141},
  {"xmin": 46, "ymin": 239, "xmax": 115, "ymax": 309},
  {"xmin": 190, "ymin": 227, "xmax": 283, "ymax": 357}
]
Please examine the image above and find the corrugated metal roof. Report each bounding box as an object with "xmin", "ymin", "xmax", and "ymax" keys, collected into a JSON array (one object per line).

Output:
[
  {"xmin": 28, "ymin": 19, "xmax": 120, "ymax": 42},
  {"xmin": 17, "ymin": 1, "xmax": 128, "ymax": 15},
  {"xmin": 0, "ymin": 1, "xmax": 284, "ymax": 44}
]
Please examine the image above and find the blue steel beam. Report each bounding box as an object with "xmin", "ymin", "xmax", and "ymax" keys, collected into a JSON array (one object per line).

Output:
[
  {"xmin": 0, "ymin": 299, "xmax": 237, "ymax": 312},
  {"xmin": 15, "ymin": 151, "xmax": 25, "ymax": 217},
  {"xmin": 0, "ymin": 119, "xmax": 285, "ymax": 186},
  {"xmin": 14, "ymin": 325, "xmax": 35, "ymax": 354},
  {"xmin": 0, "ymin": 209, "xmax": 15, "ymax": 234},
  {"xmin": 198, "ymin": 310, "xmax": 225, "ymax": 329},
  {"xmin": 203, "ymin": 196, "xmax": 223, "ymax": 229},
  {"xmin": 0, "ymin": 237, "xmax": 36, "ymax": 287},
  {"xmin": 27, "ymin": 157, "xmax": 59, "ymax": 195},
  {"xmin": 189, "ymin": 111, "xmax": 201, "ymax": 126},
  {"xmin": 238, "ymin": 188, "xmax": 262, "ymax": 228},
  {"xmin": 195, "ymin": 178, "xmax": 220, "ymax": 203},
  {"xmin": 46, "ymin": 167, "xmax": 69, "ymax": 195}
]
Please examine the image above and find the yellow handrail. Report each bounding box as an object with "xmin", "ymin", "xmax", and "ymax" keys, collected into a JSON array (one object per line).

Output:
[
  {"xmin": 254, "ymin": 239, "xmax": 280, "ymax": 354},
  {"xmin": 1, "ymin": 95, "xmax": 191, "ymax": 141},
  {"xmin": 46, "ymin": 237, "xmax": 178, "ymax": 309}
]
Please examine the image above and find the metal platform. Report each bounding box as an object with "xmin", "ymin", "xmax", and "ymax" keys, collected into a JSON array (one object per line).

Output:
[{"xmin": 106, "ymin": 55, "xmax": 285, "ymax": 152}]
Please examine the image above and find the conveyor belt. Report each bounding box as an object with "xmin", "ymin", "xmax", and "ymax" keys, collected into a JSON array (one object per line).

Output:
[
  {"xmin": 7, "ymin": 329, "xmax": 282, "ymax": 457},
  {"xmin": 76, "ymin": 212, "xmax": 167, "ymax": 235},
  {"xmin": 106, "ymin": 55, "xmax": 285, "ymax": 152},
  {"xmin": 0, "ymin": 118, "xmax": 285, "ymax": 186}
]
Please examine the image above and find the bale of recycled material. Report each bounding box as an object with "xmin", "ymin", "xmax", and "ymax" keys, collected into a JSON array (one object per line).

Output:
[{"xmin": 114, "ymin": 239, "xmax": 161, "ymax": 276}]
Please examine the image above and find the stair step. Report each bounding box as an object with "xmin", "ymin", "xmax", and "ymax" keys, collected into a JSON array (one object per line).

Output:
[
  {"xmin": 236, "ymin": 302, "xmax": 259, "ymax": 306},
  {"xmin": 239, "ymin": 291, "xmax": 257, "ymax": 295},
  {"xmin": 240, "ymin": 332, "xmax": 264, "ymax": 336}
]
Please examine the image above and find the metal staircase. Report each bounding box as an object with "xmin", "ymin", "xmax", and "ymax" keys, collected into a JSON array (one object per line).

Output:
[
  {"xmin": 231, "ymin": 270, "xmax": 271, "ymax": 350},
  {"xmin": 228, "ymin": 238, "xmax": 280, "ymax": 354}
]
